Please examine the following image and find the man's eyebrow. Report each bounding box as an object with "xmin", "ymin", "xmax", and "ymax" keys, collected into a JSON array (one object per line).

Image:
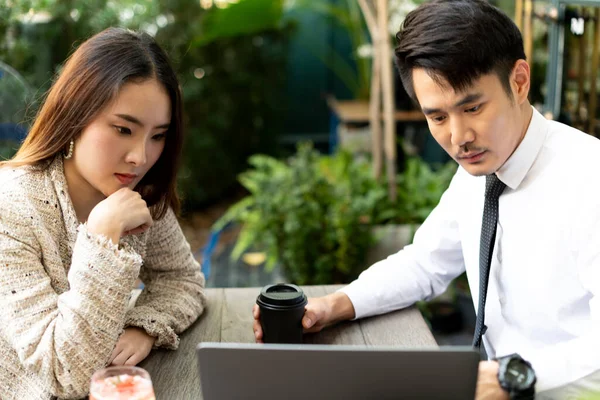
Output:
[
  {"xmin": 115, "ymin": 113, "xmax": 170, "ymax": 129},
  {"xmin": 454, "ymin": 93, "xmax": 483, "ymax": 108},
  {"xmin": 421, "ymin": 93, "xmax": 484, "ymax": 115}
]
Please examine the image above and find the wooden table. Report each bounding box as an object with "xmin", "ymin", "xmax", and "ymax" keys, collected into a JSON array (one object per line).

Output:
[{"xmin": 140, "ymin": 285, "xmax": 437, "ymax": 399}]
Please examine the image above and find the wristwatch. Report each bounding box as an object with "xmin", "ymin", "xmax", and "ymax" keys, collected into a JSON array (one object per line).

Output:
[{"xmin": 496, "ymin": 353, "xmax": 536, "ymax": 400}]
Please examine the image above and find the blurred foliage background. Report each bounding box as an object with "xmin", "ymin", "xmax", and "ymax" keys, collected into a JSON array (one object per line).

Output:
[
  {"xmin": 0, "ymin": 0, "xmax": 516, "ymax": 214},
  {"xmin": 0, "ymin": 0, "xmax": 518, "ymax": 313},
  {"xmin": 0, "ymin": 0, "xmax": 292, "ymax": 210}
]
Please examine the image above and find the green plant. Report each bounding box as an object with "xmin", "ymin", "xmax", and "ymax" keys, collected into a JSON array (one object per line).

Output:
[
  {"xmin": 376, "ymin": 157, "xmax": 458, "ymax": 225},
  {"xmin": 214, "ymin": 143, "xmax": 387, "ymax": 285},
  {"xmin": 214, "ymin": 142, "xmax": 459, "ymax": 285},
  {"xmin": 0, "ymin": 0, "xmax": 162, "ymax": 95},
  {"xmin": 0, "ymin": 140, "xmax": 19, "ymax": 160},
  {"xmin": 290, "ymin": 0, "xmax": 371, "ymax": 100},
  {"xmin": 288, "ymin": 0, "xmax": 431, "ymax": 100},
  {"xmin": 169, "ymin": 3, "xmax": 293, "ymax": 208}
]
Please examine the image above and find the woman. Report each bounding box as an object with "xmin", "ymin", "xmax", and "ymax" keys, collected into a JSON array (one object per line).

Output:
[{"xmin": 0, "ymin": 28, "xmax": 206, "ymax": 399}]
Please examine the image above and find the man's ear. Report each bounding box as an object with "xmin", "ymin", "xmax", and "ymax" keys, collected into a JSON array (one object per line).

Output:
[{"xmin": 511, "ymin": 59, "xmax": 531, "ymax": 105}]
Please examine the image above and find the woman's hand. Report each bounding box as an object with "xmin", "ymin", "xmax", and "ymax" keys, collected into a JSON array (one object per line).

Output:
[
  {"xmin": 87, "ymin": 188, "xmax": 153, "ymax": 244},
  {"xmin": 108, "ymin": 327, "xmax": 156, "ymax": 366}
]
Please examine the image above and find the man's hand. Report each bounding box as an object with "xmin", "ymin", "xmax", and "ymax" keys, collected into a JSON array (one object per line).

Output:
[
  {"xmin": 475, "ymin": 361, "xmax": 509, "ymax": 400},
  {"xmin": 108, "ymin": 327, "xmax": 156, "ymax": 366},
  {"xmin": 252, "ymin": 292, "xmax": 355, "ymax": 343}
]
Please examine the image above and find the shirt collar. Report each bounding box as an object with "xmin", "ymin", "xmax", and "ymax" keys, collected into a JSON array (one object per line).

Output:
[{"xmin": 496, "ymin": 106, "xmax": 547, "ymax": 190}]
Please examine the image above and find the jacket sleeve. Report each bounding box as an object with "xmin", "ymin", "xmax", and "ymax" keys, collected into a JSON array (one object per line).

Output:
[
  {"xmin": 0, "ymin": 199, "xmax": 143, "ymax": 399},
  {"xmin": 123, "ymin": 208, "xmax": 206, "ymax": 349}
]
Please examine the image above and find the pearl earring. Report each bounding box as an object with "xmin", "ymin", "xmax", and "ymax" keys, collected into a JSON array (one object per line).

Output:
[{"xmin": 64, "ymin": 139, "xmax": 74, "ymax": 159}]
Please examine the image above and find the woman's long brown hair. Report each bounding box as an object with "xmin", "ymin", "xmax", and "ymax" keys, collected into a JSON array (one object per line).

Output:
[{"xmin": 2, "ymin": 27, "xmax": 184, "ymax": 219}]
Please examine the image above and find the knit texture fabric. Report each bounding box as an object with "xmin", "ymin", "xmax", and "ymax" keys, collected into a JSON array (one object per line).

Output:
[{"xmin": 0, "ymin": 157, "xmax": 206, "ymax": 399}]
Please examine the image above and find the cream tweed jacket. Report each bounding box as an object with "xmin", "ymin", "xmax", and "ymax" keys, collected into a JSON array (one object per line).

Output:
[{"xmin": 0, "ymin": 156, "xmax": 206, "ymax": 399}]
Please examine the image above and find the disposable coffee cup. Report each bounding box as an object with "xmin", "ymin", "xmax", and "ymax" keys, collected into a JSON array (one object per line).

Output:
[{"xmin": 256, "ymin": 283, "xmax": 308, "ymax": 344}]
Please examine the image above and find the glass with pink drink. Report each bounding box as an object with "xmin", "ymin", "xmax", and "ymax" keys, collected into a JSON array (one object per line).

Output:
[{"xmin": 89, "ymin": 366, "xmax": 155, "ymax": 400}]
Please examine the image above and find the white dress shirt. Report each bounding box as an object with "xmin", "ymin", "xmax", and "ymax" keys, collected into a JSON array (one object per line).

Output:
[{"xmin": 340, "ymin": 108, "xmax": 600, "ymax": 397}]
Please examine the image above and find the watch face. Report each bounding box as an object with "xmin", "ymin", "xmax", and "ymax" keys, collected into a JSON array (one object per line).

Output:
[{"xmin": 505, "ymin": 358, "xmax": 535, "ymax": 389}]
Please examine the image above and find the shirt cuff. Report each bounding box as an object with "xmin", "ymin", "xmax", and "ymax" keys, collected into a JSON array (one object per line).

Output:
[{"xmin": 338, "ymin": 281, "xmax": 376, "ymax": 320}]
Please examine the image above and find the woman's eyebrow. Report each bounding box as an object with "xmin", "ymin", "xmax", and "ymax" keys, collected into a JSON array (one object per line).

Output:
[{"xmin": 115, "ymin": 113, "xmax": 170, "ymax": 129}]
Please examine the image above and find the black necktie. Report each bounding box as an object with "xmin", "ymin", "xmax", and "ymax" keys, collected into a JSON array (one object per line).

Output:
[{"xmin": 473, "ymin": 174, "xmax": 507, "ymax": 349}]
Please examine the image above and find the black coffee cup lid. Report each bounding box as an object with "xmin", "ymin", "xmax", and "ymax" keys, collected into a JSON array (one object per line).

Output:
[{"xmin": 257, "ymin": 283, "xmax": 306, "ymax": 308}]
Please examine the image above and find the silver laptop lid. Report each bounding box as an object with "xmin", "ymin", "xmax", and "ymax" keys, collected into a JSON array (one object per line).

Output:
[{"xmin": 197, "ymin": 342, "xmax": 479, "ymax": 400}]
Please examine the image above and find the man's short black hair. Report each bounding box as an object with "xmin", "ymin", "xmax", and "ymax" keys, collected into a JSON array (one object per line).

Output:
[{"xmin": 395, "ymin": 0, "xmax": 526, "ymax": 102}]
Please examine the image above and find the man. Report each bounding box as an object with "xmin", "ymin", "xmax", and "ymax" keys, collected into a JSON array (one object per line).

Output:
[{"xmin": 253, "ymin": 1, "xmax": 600, "ymax": 398}]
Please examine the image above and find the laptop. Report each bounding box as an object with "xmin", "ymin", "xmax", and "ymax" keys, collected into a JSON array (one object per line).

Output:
[{"xmin": 197, "ymin": 342, "xmax": 479, "ymax": 400}]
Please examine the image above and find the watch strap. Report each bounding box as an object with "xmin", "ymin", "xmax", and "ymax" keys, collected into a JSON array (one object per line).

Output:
[
  {"xmin": 510, "ymin": 386, "xmax": 535, "ymax": 400},
  {"xmin": 496, "ymin": 353, "xmax": 536, "ymax": 400}
]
